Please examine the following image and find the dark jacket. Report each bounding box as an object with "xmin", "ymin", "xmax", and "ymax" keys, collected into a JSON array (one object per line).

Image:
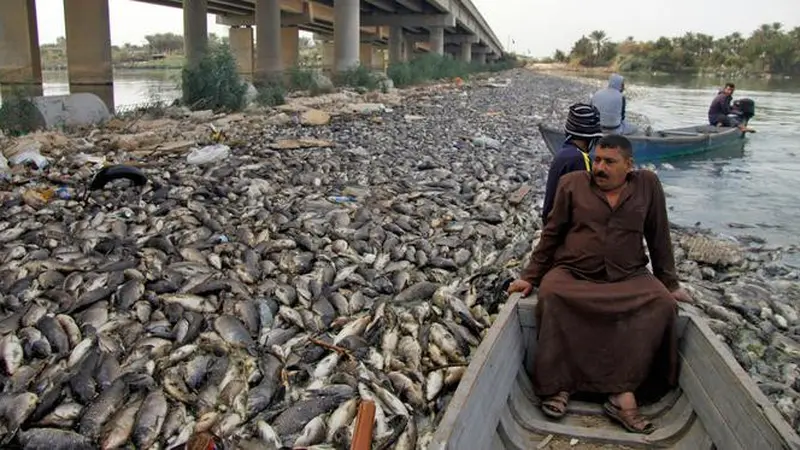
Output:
[
  {"xmin": 541, "ymin": 142, "xmax": 591, "ymax": 225},
  {"xmin": 708, "ymin": 92, "xmax": 732, "ymax": 124}
]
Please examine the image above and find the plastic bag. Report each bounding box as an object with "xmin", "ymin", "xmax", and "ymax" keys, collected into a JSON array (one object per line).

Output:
[
  {"xmin": 7, "ymin": 140, "xmax": 49, "ymax": 169},
  {"xmin": 186, "ymin": 144, "xmax": 230, "ymax": 165}
]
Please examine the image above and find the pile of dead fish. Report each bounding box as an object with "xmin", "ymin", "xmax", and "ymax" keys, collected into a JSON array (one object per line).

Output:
[
  {"xmin": 1, "ymin": 68, "xmax": 799, "ymax": 448},
  {"xmin": 0, "ymin": 70, "xmax": 548, "ymax": 449}
]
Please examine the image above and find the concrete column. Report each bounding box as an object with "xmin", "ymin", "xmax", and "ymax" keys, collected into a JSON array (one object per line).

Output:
[
  {"xmin": 229, "ymin": 26, "xmax": 253, "ymax": 79},
  {"xmin": 183, "ymin": 0, "xmax": 208, "ymax": 67},
  {"xmin": 475, "ymin": 52, "xmax": 487, "ymax": 64},
  {"xmin": 459, "ymin": 43, "xmax": 472, "ymax": 63},
  {"xmin": 360, "ymin": 44, "xmax": 380, "ymax": 70},
  {"xmin": 0, "ymin": 0, "xmax": 43, "ymax": 98},
  {"xmin": 281, "ymin": 27, "xmax": 299, "ymax": 70},
  {"xmin": 322, "ymin": 41, "xmax": 335, "ymax": 70},
  {"xmin": 388, "ymin": 26, "xmax": 404, "ymax": 65},
  {"xmin": 64, "ymin": 0, "xmax": 114, "ymax": 111},
  {"xmin": 333, "ymin": 0, "xmax": 360, "ymax": 72},
  {"xmin": 428, "ymin": 26, "xmax": 444, "ymax": 55},
  {"xmin": 255, "ymin": 0, "xmax": 282, "ymax": 80}
]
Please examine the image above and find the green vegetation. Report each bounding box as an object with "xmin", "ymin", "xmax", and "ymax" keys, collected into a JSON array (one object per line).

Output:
[
  {"xmin": 333, "ymin": 65, "xmax": 381, "ymax": 90},
  {"xmin": 254, "ymin": 76, "xmax": 286, "ymax": 107},
  {"xmin": 387, "ymin": 53, "xmax": 521, "ymax": 87},
  {"xmin": 0, "ymin": 88, "xmax": 41, "ymax": 136},
  {"xmin": 550, "ymin": 23, "xmax": 800, "ymax": 76},
  {"xmin": 181, "ymin": 45, "xmax": 247, "ymax": 112}
]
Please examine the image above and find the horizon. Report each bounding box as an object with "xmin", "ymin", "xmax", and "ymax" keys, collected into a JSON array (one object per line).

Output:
[{"xmin": 31, "ymin": 0, "xmax": 800, "ymax": 57}]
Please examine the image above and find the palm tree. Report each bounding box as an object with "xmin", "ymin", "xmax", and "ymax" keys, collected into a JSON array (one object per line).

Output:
[{"xmin": 588, "ymin": 30, "xmax": 608, "ymax": 62}]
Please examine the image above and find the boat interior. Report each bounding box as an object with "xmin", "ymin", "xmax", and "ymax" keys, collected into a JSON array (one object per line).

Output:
[
  {"xmin": 430, "ymin": 294, "xmax": 800, "ymax": 450},
  {"xmin": 638, "ymin": 125, "xmax": 738, "ymax": 138}
]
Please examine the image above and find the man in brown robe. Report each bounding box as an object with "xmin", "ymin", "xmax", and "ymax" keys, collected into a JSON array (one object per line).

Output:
[{"xmin": 508, "ymin": 134, "xmax": 692, "ymax": 434}]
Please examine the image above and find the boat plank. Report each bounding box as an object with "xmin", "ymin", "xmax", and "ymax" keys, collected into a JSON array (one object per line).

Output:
[
  {"xmin": 518, "ymin": 295, "xmax": 537, "ymax": 328},
  {"xmin": 681, "ymin": 317, "xmax": 800, "ymax": 449},
  {"xmin": 670, "ymin": 414, "xmax": 715, "ymax": 450},
  {"xmin": 678, "ymin": 351, "xmax": 744, "ymax": 450},
  {"xmin": 429, "ymin": 296, "xmax": 525, "ymax": 450}
]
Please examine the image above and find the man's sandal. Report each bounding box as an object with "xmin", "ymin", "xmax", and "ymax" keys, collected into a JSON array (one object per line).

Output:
[
  {"xmin": 541, "ymin": 391, "xmax": 570, "ymax": 419},
  {"xmin": 603, "ymin": 401, "xmax": 656, "ymax": 434}
]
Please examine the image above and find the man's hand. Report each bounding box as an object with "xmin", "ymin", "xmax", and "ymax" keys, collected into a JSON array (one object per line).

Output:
[
  {"xmin": 508, "ymin": 279, "xmax": 533, "ymax": 297},
  {"xmin": 671, "ymin": 287, "xmax": 693, "ymax": 303}
]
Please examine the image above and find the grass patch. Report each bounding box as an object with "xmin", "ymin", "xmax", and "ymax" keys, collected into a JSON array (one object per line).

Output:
[{"xmin": 180, "ymin": 44, "xmax": 247, "ymax": 112}]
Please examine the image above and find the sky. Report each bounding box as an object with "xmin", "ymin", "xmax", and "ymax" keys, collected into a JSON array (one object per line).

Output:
[{"xmin": 34, "ymin": 0, "xmax": 800, "ymax": 57}]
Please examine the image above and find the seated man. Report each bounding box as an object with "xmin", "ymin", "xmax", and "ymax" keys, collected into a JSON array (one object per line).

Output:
[
  {"xmin": 708, "ymin": 82, "xmax": 740, "ymax": 128},
  {"xmin": 590, "ymin": 74, "xmax": 638, "ymax": 135},
  {"xmin": 508, "ymin": 134, "xmax": 692, "ymax": 434},
  {"xmin": 541, "ymin": 103, "xmax": 604, "ymax": 226}
]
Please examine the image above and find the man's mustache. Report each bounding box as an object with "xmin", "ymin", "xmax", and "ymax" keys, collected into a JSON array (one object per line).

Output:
[{"xmin": 594, "ymin": 171, "xmax": 608, "ymax": 179}]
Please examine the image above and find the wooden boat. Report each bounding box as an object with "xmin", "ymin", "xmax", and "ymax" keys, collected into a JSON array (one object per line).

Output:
[
  {"xmin": 430, "ymin": 293, "xmax": 800, "ymax": 450},
  {"xmin": 538, "ymin": 123, "xmax": 748, "ymax": 163}
]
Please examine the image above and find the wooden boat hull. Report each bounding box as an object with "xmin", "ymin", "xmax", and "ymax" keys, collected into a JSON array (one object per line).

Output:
[
  {"xmin": 430, "ymin": 294, "xmax": 800, "ymax": 450},
  {"xmin": 538, "ymin": 124, "xmax": 747, "ymax": 163}
]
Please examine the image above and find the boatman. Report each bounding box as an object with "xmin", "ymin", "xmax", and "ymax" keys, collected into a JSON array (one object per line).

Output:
[
  {"xmin": 509, "ymin": 134, "xmax": 693, "ymax": 435},
  {"xmin": 590, "ymin": 73, "xmax": 637, "ymax": 135},
  {"xmin": 708, "ymin": 82, "xmax": 740, "ymax": 128},
  {"xmin": 540, "ymin": 103, "xmax": 603, "ymax": 226}
]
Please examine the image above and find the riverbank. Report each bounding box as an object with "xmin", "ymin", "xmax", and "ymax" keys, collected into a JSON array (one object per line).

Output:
[{"xmin": 0, "ymin": 68, "xmax": 798, "ymax": 447}]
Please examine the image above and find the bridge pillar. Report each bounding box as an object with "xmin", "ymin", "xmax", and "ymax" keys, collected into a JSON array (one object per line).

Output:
[
  {"xmin": 459, "ymin": 43, "xmax": 472, "ymax": 63},
  {"xmin": 333, "ymin": 0, "xmax": 360, "ymax": 72},
  {"xmin": 388, "ymin": 26, "xmax": 404, "ymax": 65},
  {"xmin": 475, "ymin": 52, "xmax": 487, "ymax": 64},
  {"xmin": 64, "ymin": 0, "xmax": 114, "ymax": 111},
  {"xmin": 322, "ymin": 41, "xmax": 335, "ymax": 71},
  {"xmin": 183, "ymin": 0, "xmax": 208, "ymax": 67},
  {"xmin": 282, "ymin": 27, "xmax": 299, "ymax": 69},
  {"xmin": 428, "ymin": 26, "xmax": 444, "ymax": 55},
  {"xmin": 0, "ymin": 0, "xmax": 43, "ymax": 98},
  {"xmin": 229, "ymin": 26, "xmax": 254, "ymax": 79},
  {"xmin": 255, "ymin": 0, "xmax": 282, "ymax": 81},
  {"xmin": 360, "ymin": 44, "xmax": 381, "ymax": 70}
]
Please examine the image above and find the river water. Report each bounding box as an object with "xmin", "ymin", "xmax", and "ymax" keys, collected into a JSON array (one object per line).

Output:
[
  {"xmin": 2, "ymin": 70, "xmax": 798, "ymax": 248},
  {"xmin": 619, "ymin": 74, "xmax": 800, "ymax": 248}
]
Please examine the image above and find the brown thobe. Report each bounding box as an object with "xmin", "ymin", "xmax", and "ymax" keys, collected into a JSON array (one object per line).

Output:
[{"xmin": 521, "ymin": 169, "xmax": 679, "ymax": 399}]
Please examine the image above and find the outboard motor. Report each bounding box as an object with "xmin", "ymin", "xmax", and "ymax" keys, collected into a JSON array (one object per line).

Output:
[{"xmin": 732, "ymin": 98, "xmax": 756, "ymax": 125}]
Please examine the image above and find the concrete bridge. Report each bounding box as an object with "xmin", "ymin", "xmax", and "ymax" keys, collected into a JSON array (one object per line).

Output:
[{"xmin": 0, "ymin": 0, "xmax": 503, "ymax": 111}]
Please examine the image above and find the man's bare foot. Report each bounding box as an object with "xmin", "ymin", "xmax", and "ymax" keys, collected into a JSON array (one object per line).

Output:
[{"xmin": 604, "ymin": 392, "xmax": 655, "ymax": 434}]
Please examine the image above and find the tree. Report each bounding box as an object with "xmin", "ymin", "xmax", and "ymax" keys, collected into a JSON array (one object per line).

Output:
[
  {"xmin": 588, "ymin": 30, "xmax": 608, "ymax": 65},
  {"xmin": 569, "ymin": 36, "xmax": 594, "ymax": 66},
  {"xmin": 560, "ymin": 24, "xmax": 800, "ymax": 75},
  {"xmin": 553, "ymin": 49, "xmax": 567, "ymax": 63},
  {"xmin": 144, "ymin": 33, "xmax": 184, "ymax": 54}
]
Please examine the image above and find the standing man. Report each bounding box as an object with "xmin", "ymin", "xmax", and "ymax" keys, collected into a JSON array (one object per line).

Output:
[
  {"xmin": 591, "ymin": 73, "xmax": 637, "ymax": 135},
  {"xmin": 509, "ymin": 134, "xmax": 692, "ymax": 434},
  {"xmin": 540, "ymin": 103, "xmax": 603, "ymax": 226}
]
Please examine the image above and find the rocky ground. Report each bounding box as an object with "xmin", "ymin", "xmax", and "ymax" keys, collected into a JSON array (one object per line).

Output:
[{"xmin": 0, "ymin": 68, "xmax": 798, "ymax": 449}]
